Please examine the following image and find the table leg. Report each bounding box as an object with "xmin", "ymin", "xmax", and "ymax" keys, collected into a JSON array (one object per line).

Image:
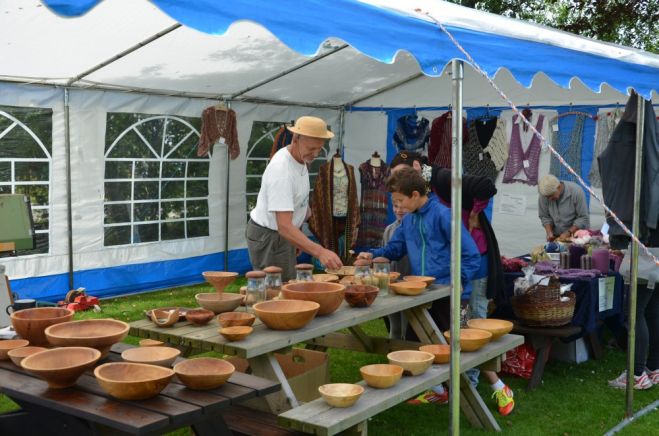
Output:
[
  {"xmin": 527, "ymin": 336, "xmax": 552, "ymax": 391},
  {"xmin": 248, "ymin": 353, "xmax": 299, "ymax": 414},
  {"xmin": 348, "ymin": 325, "xmax": 375, "ymax": 353},
  {"xmin": 586, "ymin": 331, "xmax": 603, "ymax": 360}
]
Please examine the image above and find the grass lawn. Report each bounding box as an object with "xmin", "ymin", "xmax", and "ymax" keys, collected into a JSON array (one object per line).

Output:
[{"xmin": 2, "ymin": 281, "xmax": 657, "ymax": 435}]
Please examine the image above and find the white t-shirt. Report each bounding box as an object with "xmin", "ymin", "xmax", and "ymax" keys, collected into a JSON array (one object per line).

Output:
[{"xmin": 250, "ymin": 147, "xmax": 310, "ymax": 230}]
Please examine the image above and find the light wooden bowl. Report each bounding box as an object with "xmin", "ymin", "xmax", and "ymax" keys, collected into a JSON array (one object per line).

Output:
[
  {"xmin": 419, "ymin": 344, "xmax": 452, "ymax": 364},
  {"xmin": 313, "ymin": 274, "xmax": 340, "ymax": 283},
  {"xmin": 344, "ymin": 285, "xmax": 379, "ymax": 308},
  {"xmin": 387, "ymin": 350, "xmax": 435, "ymax": 376},
  {"xmin": 360, "ymin": 364, "xmax": 403, "ymax": 388},
  {"xmin": 218, "ymin": 311, "xmax": 256, "ymax": 328},
  {"xmin": 121, "ymin": 346, "xmax": 181, "ymax": 367},
  {"xmin": 174, "ymin": 357, "xmax": 235, "ymax": 390},
  {"xmin": 219, "ymin": 326, "xmax": 253, "ymax": 342},
  {"xmin": 8, "ymin": 346, "xmax": 47, "ymax": 367},
  {"xmin": 389, "ymin": 271, "xmax": 401, "ymax": 282},
  {"xmin": 390, "ymin": 281, "xmax": 427, "ymax": 296},
  {"xmin": 45, "ymin": 319, "xmax": 130, "ymax": 358},
  {"xmin": 318, "ymin": 383, "xmax": 364, "ymax": 408},
  {"xmin": 467, "ymin": 319, "xmax": 513, "ymax": 341},
  {"xmin": 139, "ymin": 339, "xmax": 164, "ymax": 347},
  {"xmin": 0, "ymin": 339, "xmax": 30, "ymax": 360},
  {"xmin": 22, "ymin": 347, "xmax": 101, "ymax": 388},
  {"xmin": 10, "ymin": 307, "xmax": 74, "ymax": 346},
  {"xmin": 403, "ymin": 275, "xmax": 436, "ymax": 286},
  {"xmin": 150, "ymin": 308, "xmax": 179, "ymax": 327},
  {"xmin": 202, "ymin": 271, "xmax": 239, "ymax": 293},
  {"xmin": 185, "ymin": 308, "xmax": 215, "ymax": 326},
  {"xmin": 281, "ymin": 282, "xmax": 345, "ymax": 316},
  {"xmin": 144, "ymin": 307, "xmax": 188, "ymax": 322},
  {"xmin": 253, "ymin": 300, "xmax": 320, "ymax": 330},
  {"xmin": 95, "ymin": 362, "xmax": 174, "ymax": 400},
  {"xmin": 325, "ymin": 266, "xmax": 356, "ymax": 278},
  {"xmin": 195, "ymin": 293, "xmax": 244, "ymax": 314},
  {"xmin": 443, "ymin": 328, "xmax": 492, "ymax": 352}
]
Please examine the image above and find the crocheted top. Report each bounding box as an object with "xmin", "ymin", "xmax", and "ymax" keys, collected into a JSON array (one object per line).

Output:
[
  {"xmin": 549, "ymin": 114, "xmax": 585, "ymax": 184},
  {"xmin": 502, "ymin": 114, "xmax": 544, "ymax": 185},
  {"xmin": 463, "ymin": 119, "xmax": 499, "ymax": 181},
  {"xmin": 393, "ymin": 115, "xmax": 430, "ymax": 152},
  {"xmin": 429, "ymin": 111, "xmax": 469, "ymax": 168},
  {"xmin": 589, "ymin": 110, "xmax": 620, "ymax": 188},
  {"xmin": 197, "ymin": 107, "xmax": 240, "ymax": 159},
  {"xmin": 482, "ymin": 118, "xmax": 508, "ymax": 170},
  {"xmin": 355, "ymin": 160, "xmax": 389, "ymax": 248}
]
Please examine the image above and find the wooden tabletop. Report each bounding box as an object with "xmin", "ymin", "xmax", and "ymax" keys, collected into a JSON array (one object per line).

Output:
[{"xmin": 130, "ymin": 285, "xmax": 451, "ymax": 358}]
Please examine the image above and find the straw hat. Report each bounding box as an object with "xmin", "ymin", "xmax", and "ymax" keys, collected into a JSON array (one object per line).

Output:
[
  {"xmin": 287, "ymin": 116, "xmax": 334, "ymax": 139},
  {"xmin": 538, "ymin": 174, "xmax": 560, "ymax": 196}
]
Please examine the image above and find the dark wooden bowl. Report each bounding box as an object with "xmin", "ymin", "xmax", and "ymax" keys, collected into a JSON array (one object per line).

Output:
[
  {"xmin": 344, "ymin": 285, "xmax": 379, "ymax": 308},
  {"xmin": 10, "ymin": 307, "xmax": 74, "ymax": 346},
  {"xmin": 185, "ymin": 308, "xmax": 215, "ymax": 326},
  {"xmin": 22, "ymin": 347, "xmax": 101, "ymax": 388}
]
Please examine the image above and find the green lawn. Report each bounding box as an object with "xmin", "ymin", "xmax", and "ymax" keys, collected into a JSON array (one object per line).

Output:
[{"xmin": 2, "ymin": 282, "xmax": 657, "ymax": 435}]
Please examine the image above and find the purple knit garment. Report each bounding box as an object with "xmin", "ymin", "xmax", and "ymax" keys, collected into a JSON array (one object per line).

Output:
[{"xmin": 502, "ymin": 114, "xmax": 544, "ymax": 185}]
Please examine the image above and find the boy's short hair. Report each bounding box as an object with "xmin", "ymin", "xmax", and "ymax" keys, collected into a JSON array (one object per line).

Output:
[
  {"xmin": 390, "ymin": 151, "xmax": 426, "ymax": 168},
  {"xmin": 387, "ymin": 166, "xmax": 427, "ymax": 196}
]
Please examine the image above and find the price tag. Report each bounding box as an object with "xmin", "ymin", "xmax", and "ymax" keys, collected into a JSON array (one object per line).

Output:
[
  {"xmin": 478, "ymin": 153, "xmax": 484, "ymax": 161},
  {"xmin": 552, "ymin": 124, "xmax": 559, "ymax": 132},
  {"xmin": 523, "ymin": 160, "xmax": 530, "ymax": 168},
  {"xmin": 219, "ymin": 136, "xmax": 226, "ymax": 144}
]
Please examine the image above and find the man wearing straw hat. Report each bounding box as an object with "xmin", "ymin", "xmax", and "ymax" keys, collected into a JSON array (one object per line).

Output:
[
  {"xmin": 246, "ymin": 116, "xmax": 343, "ymax": 281},
  {"xmin": 538, "ymin": 174, "xmax": 590, "ymax": 241}
]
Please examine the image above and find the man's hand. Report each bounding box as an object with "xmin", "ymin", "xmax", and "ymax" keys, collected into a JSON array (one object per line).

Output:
[
  {"xmin": 318, "ymin": 248, "xmax": 342, "ymax": 270},
  {"xmin": 357, "ymin": 252, "xmax": 373, "ymax": 260},
  {"xmin": 546, "ymin": 232, "xmax": 555, "ymax": 242},
  {"xmin": 559, "ymin": 231, "xmax": 571, "ymax": 240}
]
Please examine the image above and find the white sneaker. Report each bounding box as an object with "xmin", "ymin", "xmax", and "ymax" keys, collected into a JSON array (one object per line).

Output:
[
  {"xmin": 608, "ymin": 371, "xmax": 653, "ymax": 390},
  {"xmin": 647, "ymin": 368, "xmax": 659, "ymax": 385}
]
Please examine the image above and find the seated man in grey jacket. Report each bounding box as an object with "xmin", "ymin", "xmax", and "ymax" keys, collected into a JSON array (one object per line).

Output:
[{"xmin": 538, "ymin": 174, "xmax": 590, "ymax": 241}]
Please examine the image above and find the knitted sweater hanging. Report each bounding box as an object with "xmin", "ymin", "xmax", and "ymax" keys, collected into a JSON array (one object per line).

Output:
[
  {"xmin": 549, "ymin": 114, "xmax": 585, "ymax": 184},
  {"xmin": 197, "ymin": 106, "xmax": 240, "ymax": 159},
  {"xmin": 429, "ymin": 111, "xmax": 469, "ymax": 168},
  {"xmin": 393, "ymin": 115, "xmax": 430, "ymax": 152},
  {"xmin": 502, "ymin": 114, "xmax": 544, "ymax": 185},
  {"xmin": 355, "ymin": 160, "xmax": 389, "ymax": 248},
  {"xmin": 463, "ymin": 118, "xmax": 499, "ymax": 181}
]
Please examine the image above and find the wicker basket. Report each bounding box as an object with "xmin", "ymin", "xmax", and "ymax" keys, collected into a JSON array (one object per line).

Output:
[{"xmin": 511, "ymin": 277, "xmax": 576, "ymax": 327}]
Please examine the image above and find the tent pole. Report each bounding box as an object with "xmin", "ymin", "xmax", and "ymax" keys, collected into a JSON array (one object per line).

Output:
[
  {"xmin": 63, "ymin": 88, "xmax": 74, "ymax": 289},
  {"xmin": 224, "ymin": 99, "xmax": 231, "ymax": 272},
  {"xmin": 337, "ymin": 107, "xmax": 345, "ymax": 155},
  {"xmin": 625, "ymin": 93, "xmax": 644, "ymax": 417},
  {"xmin": 449, "ymin": 59, "xmax": 464, "ymax": 436}
]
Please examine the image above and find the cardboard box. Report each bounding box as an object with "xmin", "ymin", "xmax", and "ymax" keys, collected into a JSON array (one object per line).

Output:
[
  {"xmin": 549, "ymin": 337, "xmax": 590, "ymax": 364},
  {"xmin": 275, "ymin": 348, "xmax": 330, "ymax": 403}
]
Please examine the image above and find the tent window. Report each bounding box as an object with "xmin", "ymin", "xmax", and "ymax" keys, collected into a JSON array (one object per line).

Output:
[
  {"xmin": 103, "ymin": 113, "xmax": 208, "ymax": 246},
  {"xmin": 0, "ymin": 105, "xmax": 52, "ymax": 256}
]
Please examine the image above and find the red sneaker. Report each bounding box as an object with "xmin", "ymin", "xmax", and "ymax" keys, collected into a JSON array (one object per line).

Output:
[
  {"xmin": 492, "ymin": 385, "xmax": 515, "ymax": 416},
  {"xmin": 407, "ymin": 390, "xmax": 449, "ymax": 405}
]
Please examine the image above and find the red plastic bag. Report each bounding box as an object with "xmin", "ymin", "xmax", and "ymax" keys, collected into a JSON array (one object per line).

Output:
[{"xmin": 501, "ymin": 343, "xmax": 537, "ymax": 379}]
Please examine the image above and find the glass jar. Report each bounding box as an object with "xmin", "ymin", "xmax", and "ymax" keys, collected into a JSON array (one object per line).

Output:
[
  {"xmin": 295, "ymin": 263, "xmax": 314, "ymax": 282},
  {"xmin": 372, "ymin": 257, "xmax": 390, "ymax": 294},
  {"xmin": 245, "ymin": 270, "xmax": 266, "ymax": 312},
  {"xmin": 264, "ymin": 265, "xmax": 283, "ymax": 300},
  {"xmin": 353, "ymin": 258, "xmax": 376, "ymax": 286}
]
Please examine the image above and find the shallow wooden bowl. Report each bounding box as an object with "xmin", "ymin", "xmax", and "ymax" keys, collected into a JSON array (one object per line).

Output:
[
  {"xmin": 387, "ymin": 350, "xmax": 435, "ymax": 376},
  {"xmin": 150, "ymin": 308, "xmax": 179, "ymax": 327},
  {"xmin": 253, "ymin": 300, "xmax": 320, "ymax": 330},
  {"xmin": 360, "ymin": 364, "xmax": 403, "ymax": 389},
  {"xmin": 174, "ymin": 357, "xmax": 235, "ymax": 390},
  {"xmin": 403, "ymin": 275, "xmax": 436, "ymax": 286},
  {"xmin": 390, "ymin": 281, "xmax": 427, "ymax": 296},
  {"xmin": 121, "ymin": 346, "xmax": 181, "ymax": 367},
  {"xmin": 339, "ymin": 276, "xmax": 360, "ymax": 286},
  {"xmin": 22, "ymin": 347, "xmax": 101, "ymax": 388},
  {"xmin": 219, "ymin": 326, "xmax": 253, "ymax": 341},
  {"xmin": 467, "ymin": 319, "xmax": 513, "ymax": 341},
  {"xmin": 325, "ymin": 266, "xmax": 356, "ymax": 278},
  {"xmin": 45, "ymin": 319, "xmax": 130, "ymax": 358},
  {"xmin": 389, "ymin": 271, "xmax": 401, "ymax": 282},
  {"xmin": 195, "ymin": 293, "xmax": 244, "ymax": 314},
  {"xmin": 344, "ymin": 285, "xmax": 379, "ymax": 308},
  {"xmin": 185, "ymin": 308, "xmax": 215, "ymax": 326},
  {"xmin": 202, "ymin": 271, "xmax": 239, "ymax": 293},
  {"xmin": 139, "ymin": 339, "xmax": 164, "ymax": 347},
  {"xmin": 95, "ymin": 362, "xmax": 174, "ymax": 400},
  {"xmin": 10, "ymin": 307, "xmax": 74, "ymax": 346},
  {"xmin": 281, "ymin": 282, "xmax": 345, "ymax": 316},
  {"xmin": 0, "ymin": 339, "xmax": 30, "ymax": 360},
  {"xmin": 419, "ymin": 344, "xmax": 453, "ymax": 364},
  {"xmin": 313, "ymin": 274, "xmax": 340, "ymax": 283},
  {"xmin": 144, "ymin": 307, "xmax": 189, "ymax": 322},
  {"xmin": 318, "ymin": 383, "xmax": 364, "ymax": 408},
  {"xmin": 443, "ymin": 328, "xmax": 492, "ymax": 352},
  {"xmin": 8, "ymin": 346, "xmax": 47, "ymax": 367},
  {"xmin": 217, "ymin": 311, "xmax": 256, "ymax": 328}
]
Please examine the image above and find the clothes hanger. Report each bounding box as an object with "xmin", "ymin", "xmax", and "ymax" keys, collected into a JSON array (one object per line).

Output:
[
  {"xmin": 447, "ymin": 103, "xmax": 452, "ymax": 119},
  {"xmin": 521, "ymin": 105, "xmax": 533, "ymax": 132},
  {"xmin": 214, "ymin": 101, "xmax": 228, "ymax": 111}
]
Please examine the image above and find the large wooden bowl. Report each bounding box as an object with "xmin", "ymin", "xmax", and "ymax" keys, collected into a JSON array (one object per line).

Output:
[
  {"xmin": 403, "ymin": 275, "xmax": 436, "ymax": 286},
  {"xmin": 390, "ymin": 281, "xmax": 427, "ymax": 296},
  {"xmin": 217, "ymin": 311, "xmax": 256, "ymax": 328},
  {"xmin": 387, "ymin": 350, "xmax": 434, "ymax": 376},
  {"xmin": 419, "ymin": 344, "xmax": 452, "ymax": 364},
  {"xmin": 185, "ymin": 308, "xmax": 215, "ymax": 326},
  {"xmin": 360, "ymin": 364, "xmax": 403, "ymax": 389},
  {"xmin": 325, "ymin": 266, "xmax": 355, "ymax": 278},
  {"xmin": 281, "ymin": 282, "xmax": 345, "ymax": 316},
  {"xmin": 8, "ymin": 346, "xmax": 47, "ymax": 367},
  {"xmin": 253, "ymin": 300, "xmax": 320, "ymax": 330},
  {"xmin": 195, "ymin": 293, "xmax": 244, "ymax": 314},
  {"xmin": 443, "ymin": 328, "xmax": 492, "ymax": 352},
  {"xmin": 174, "ymin": 357, "xmax": 235, "ymax": 390},
  {"xmin": 344, "ymin": 285, "xmax": 379, "ymax": 308},
  {"xmin": 22, "ymin": 347, "xmax": 101, "ymax": 388},
  {"xmin": 0, "ymin": 339, "xmax": 30, "ymax": 360},
  {"xmin": 45, "ymin": 319, "xmax": 130, "ymax": 358},
  {"xmin": 202, "ymin": 271, "xmax": 239, "ymax": 293},
  {"xmin": 10, "ymin": 307, "xmax": 74, "ymax": 346},
  {"xmin": 313, "ymin": 274, "xmax": 339, "ymax": 283},
  {"xmin": 121, "ymin": 346, "xmax": 181, "ymax": 367},
  {"xmin": 219, "ymin": 326, "xmax": 253, "ymax": 342},
  {"xmin": 467, "ymin": 319, "xmax": 513, "ymax": 341},
  {"xmin": 95, "ymin": 362, "xmax": 174, "ymax": 400},
  {"xmin": 318, "ymin": 383, "xmax": 364, "ymax": 408}
]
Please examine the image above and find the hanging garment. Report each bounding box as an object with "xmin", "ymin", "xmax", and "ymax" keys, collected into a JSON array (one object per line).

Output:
[
  {"xmin": 463, "ymin": 118, "xmax": 499, "ymax": 181},
  {"xmin": 332, "ymin": 161, "xmax": 349, "ymax": 217},
  {"xmin": 355, "ymin": 160, "xmax": 389, "ymax": 248},
  {"xmin": 549, "ymin": 114, "xmax": 585, "ymax": 184},
  {"xmin": 429, "ymin": 111, "xmax": 469, "ymax": 168},
  {"xmin": 308, "ymin": 160, "xmax": 360, "ymax": 263},
  {"xmin": 197, "ymin": 107, "xmax": 240, "ymax": 159},
  {"xmin": 482, "ymin": 118, "xmax": 508, "ymax": 170},
  {"xmin": 269, "ymin": 125, "xmax": 293, "ymax": 159},
  {"xmin": 589, "ymin": 109, "xmax": 621, "ymax": 188},
  {"xmin": 393, "ymin": 114, "xmax": 430, "ymax": 152},
  {"xmin": 502, "ymin": 114, "xmax": 545, "ymax": 185}
]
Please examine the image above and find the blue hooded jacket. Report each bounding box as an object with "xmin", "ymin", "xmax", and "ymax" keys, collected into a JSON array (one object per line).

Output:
[{"xmin": 371, "ymin": 195, "xmax": 480, "ymax": 297}]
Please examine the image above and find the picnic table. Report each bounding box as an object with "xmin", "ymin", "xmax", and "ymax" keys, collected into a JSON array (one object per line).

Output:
[{"xmin": 0, "ymin": 342, "xmax": 279, "ymax": 435}]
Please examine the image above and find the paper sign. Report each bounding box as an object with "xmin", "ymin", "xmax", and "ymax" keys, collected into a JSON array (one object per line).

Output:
[
  {"xmin": 552, "ymin": 124, "xmax": 559, "ymax": 132},
  {"xmin": 598, "ymin": 276, "xmax": 615, "ymax": 312},
  {"xmin": 523, "ymin": 160, "xmax": 530, "ymax": 168},
  {"xmin": 498, "ymin": 194, "xmax": 527, "ymax": 216}
]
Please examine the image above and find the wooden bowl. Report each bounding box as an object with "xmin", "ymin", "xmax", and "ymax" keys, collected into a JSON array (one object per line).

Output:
[
  {"xmin": 360, "ymin": 364, "xmax": 403, "ymax": 389},
  {"xmin": 443, "ymin": 328, "xmax": 492, "ymax": 352},
  {"xmin": 467, "ymin": 319, "xmax": 513, "ymax": 341},
  {"xmin": 0, "ymin": 339, "xmax": 30, "ymax": 360},
  {"xmin": 174, "ymin": 357, "xmax": 235, "ymax": 390},
  {"xmin": 94, "ymin": 362, "xmax": 174, "ymax": 400},
  {"xmin": 195, "ymin": 293, "xmax": 244, "ymax": 314},
  {"xmin": 144, "ymin": 307, "xmax": 189, "ymax": 322},
  {"xmin": 325, "ymin": 266, "xmax": 355, "ymax": 278},
  {"xmin": 313, "ymin": 274, "xmax": 339, "ymax": 283},
  {"xmin": 139, "ymin": 339, "xmax": 164, "ymax": 347},
  {"xmin": 419, "ymin": 344, "xmax": 452, "ymax": 364},
  {"xmin": 403, "ymin": 275, "xmax": 436, "ymax": 286},
  {"xmin": 390, "ymin": 281, "xmax": 427, "ymax": 296},
  {"xmin": 344, "ymin": 285, "xmax": 379, "ymax": 308},
  {"xmin": 318, "ymin": 383, "xmax": 364, "ymax": 408},
  {"xmin": 389, "ymin": 271, "xmax": 401, "ymax": 282},
  {"xmin": 121, "ymin": 346, "xmax": 181, "ymax": 367},
  {"xmin": 217, "ymin": 311, "xmax": 256, "ymax": 328},
  {"xmin": 22, "ymin": 347, "xmax": 101, "ymax": 388},
  {"xmin": 219, "ymin": 326, "xmax": 253, "ymax": 342},
  {"xmin": 8, "ymin": 346, "xmax": 47, "ymax": 367},
  {"xmin": 10, "ymin": 307, "xmax": 75, "ymax": 346},
  {"xmin": 44, "ymin": 319, "xmax": 130, "ymax": 358},
  {"xmin": 253, "ymin": 300, "xmax": 320, "ymax": 330},
  {"xmin": 281, "ymin": 282, "xmax": 345, "ymax": 316},
  {"xmin": 202, "ymin": 271, "xmax": 239, "ymax": 293},
  {"xmin": 150, "ymin": 308, "xmax": 180, "ymax": 327},
  {"xmin": 339, "ymin": 276, "xmax": 360, "ymax": 286},
  {"xmin": 185, "ymin": 308, "xmax": 215, "ymax": 326},
  {"xmin": 387, "ymin": 350, "xmax": 434, "ymax": 376}
]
